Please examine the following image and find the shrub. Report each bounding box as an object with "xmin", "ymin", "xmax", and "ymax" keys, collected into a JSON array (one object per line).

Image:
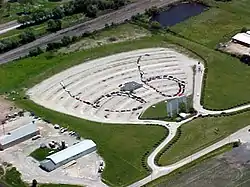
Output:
[
  {"xmin": 28, "ymin": 47, "xmax": 43, "ymax": 57},
  {"xmin": 150, "ymin": 21, "xmax": 162, "ymax": 30}
]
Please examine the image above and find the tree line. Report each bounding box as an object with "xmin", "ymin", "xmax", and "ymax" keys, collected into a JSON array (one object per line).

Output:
[
  {"xmin": 0, "ymin": 30, "xmax": 36, "ymax": 53},
  {"xmin": 18, "ymin": 0, "xmax": 128, "ymax": 26}
]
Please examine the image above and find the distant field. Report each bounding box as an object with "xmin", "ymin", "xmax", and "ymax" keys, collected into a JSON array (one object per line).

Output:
[
  {"xmin": 158, "ymin": 111, "xmax": 250, "ymax": 165},
  {"xmin": 149, "ymin": 143, "xmax": 250, "ymax": 187},
  {"xmin": 0, "ymin": 0, "xmax": 65, "ymax": 24},
  {"xmin": 172, "ymin": 0, "xmax": 250, "ymax": 49}
]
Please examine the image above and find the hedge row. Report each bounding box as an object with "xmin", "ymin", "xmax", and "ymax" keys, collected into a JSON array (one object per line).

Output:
[{"xmin": 155, "ymin": 127, "xmax": 182, "ymax": 166}]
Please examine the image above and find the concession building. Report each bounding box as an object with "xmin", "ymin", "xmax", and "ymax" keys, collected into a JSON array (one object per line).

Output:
[{"xmin": 40, "ymin": 140, "xmax": 96, "ymax": 171}]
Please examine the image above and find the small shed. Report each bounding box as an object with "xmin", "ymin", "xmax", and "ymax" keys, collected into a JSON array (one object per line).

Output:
[
  {"xmin": 179, "ymin": 113, "xmax": 190, "ymax": 119},
  {"xmin": 232, "ymin": 33, "xmax": 250, "ymax": 47}
]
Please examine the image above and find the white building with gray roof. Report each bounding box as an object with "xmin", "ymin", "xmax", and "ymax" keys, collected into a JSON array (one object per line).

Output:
[
  {"xmin": 40, "ymin": 140, "xmax": 96, "ymax": 171},
  {"xmin": 0, "ymin": 122, "xmax": 39, "ymax": 150}
]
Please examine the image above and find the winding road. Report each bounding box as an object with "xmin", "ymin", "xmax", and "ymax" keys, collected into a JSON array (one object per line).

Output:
[
  {"xmin": 26, "ymin": 48, "xmax": 250, "ymax": 187},
  {"xmin": 129, "ymin": 61, "xmax": 250, "ymax": 187}
]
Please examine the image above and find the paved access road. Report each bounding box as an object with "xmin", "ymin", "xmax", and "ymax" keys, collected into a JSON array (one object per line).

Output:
[
  {"xmin": 129, "ymin": 61, "xmax": 250, "ymax": 187},
  {"xmin": 0, "ymin": 20, "xmax": 20, "ymax": 35},
  {"xmin": 0, "ymin": 0, "xmax": 180, "ymax": 64}
]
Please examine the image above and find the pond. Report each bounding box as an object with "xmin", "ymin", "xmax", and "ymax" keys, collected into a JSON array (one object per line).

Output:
[{"xmin": 151, "ymin": 2, "xmax": 208, "ymax": 27}]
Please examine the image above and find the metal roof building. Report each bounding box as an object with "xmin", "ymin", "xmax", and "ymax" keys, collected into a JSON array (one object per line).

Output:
[
  {"xmin": 0, "ymin": 122, "xmax": 39, "ymax": 150},
  {"xmin": 40, "ymin": 140, "xmax": 96, "ymax": 171},
  {"xmin": 232, "ymin": 33, "xmax": 250, "ymax": 47}
]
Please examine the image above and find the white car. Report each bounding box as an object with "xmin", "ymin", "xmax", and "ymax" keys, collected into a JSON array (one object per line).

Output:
[{"xmin": 54, "ymin": 124, "xmax": 60, "ymax": 129}]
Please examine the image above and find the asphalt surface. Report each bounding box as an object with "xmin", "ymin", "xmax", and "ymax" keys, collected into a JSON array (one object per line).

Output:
[
  {"xmin": 0, "ymin": 20, "xmax": 19, "ymax": 31},
  {"xmin": 0, "ymin": 0, "xmax": 180, "ymax": 64}
]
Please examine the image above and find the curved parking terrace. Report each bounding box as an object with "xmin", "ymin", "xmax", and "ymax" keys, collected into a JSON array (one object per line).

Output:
[{"xmin": 27, "ymin": 48, "xmax": 198, "ymax": 123}]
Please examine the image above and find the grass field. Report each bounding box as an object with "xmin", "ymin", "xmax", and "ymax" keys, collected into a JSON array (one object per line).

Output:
[
  {"xmin": 158, "ymin": 111, "xmax": 250, "ymax": 165},
  {"xmin": 30, "ymin": 147, "xmax": 57, "ymax": 161},
  {"xmin": 172, "ymin": 0, "xmax": 250, "ymax": 49},
  {"xmin": 0, "ymin": 30, "xmax": 249, "ymax": 185},
  {"xmin": 140, "ymin": 101, "xmax": 168, "ymax": 120},
  {"xmin": 2, "ymin": 3, "xmax": 250, "ymax": 183}
]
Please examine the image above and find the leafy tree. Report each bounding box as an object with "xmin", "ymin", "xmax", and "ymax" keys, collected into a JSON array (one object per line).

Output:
[
  {"xmin": 150, "ymin": 21, "xmax": 162, "ymax": 30},
  {"xmin": 0, "ymin": 0, "xmax": 4, "ymax": 7},
  {"xmin": 86, "ymin": 4, "xmax": 98, "ymax": 17},
  {"xmin": 31, "ymin": 179, "xmax": 37, "ymax": 187},
  {"xmin": 0, "ymin": 39, "xmax": 19, "ymax": 53},
  {"xmin": 145, "ymin": 6, "xmax": 160, "ymax": 17},
  {"xmin": 19, "ymin": 30, "xmax": 36, "ymax": 44},
  {"xmin": 47, "ymin": 19, "xmax": 62, "ymax": 32},
  {"xmin": 71, "ymin": 36, "xmax": 78, "ymax": 42},
  {"xmin": 112, "ymin": 0, "xmax": 126, "ymax": 9},
  {"xmin": 28, "ymin": 47, "xmax": 43, "ymax": 57},
  {"xmin": 18, "ymin": 0, "xmax": 34, "ymax": 5},
  {"xmin": 18, "ymin": 15, "xmax": 31, "ymax": 24},
  {"xmin": 241, "ymin": 27, "xmax": 248, "ymax": 33},
  {"xmin": 63, "ymin": 1, "xmax": 75, "ymax": 16},
  {"xmin": 52, "ymin": 6, "xmax": 64, "ymax": 19},
  {"xmin": 46, "ymin": 42, "xmax": 61, "ymax": 51},
  {"xmin": 61, "ymin": 36, "xmax": 71, "ymax": 46}
]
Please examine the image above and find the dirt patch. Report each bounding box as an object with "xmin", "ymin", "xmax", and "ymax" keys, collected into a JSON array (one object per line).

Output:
[
  {"xmin": 219, "ymin": 41, "xmax": 250, "ymax": 56},
  {"xmin": 0, "ymin": 96, "xmax": 20, "ymax": 124},
  {"xmin": 58, "ymin": 24, "xmax": 151, "ymax": 54}
]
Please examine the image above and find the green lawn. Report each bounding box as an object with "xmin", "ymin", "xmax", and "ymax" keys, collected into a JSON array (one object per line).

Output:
[
  {"xmin": 158, "ymin": 111, "xmax": 250, "ymax": 165},
  {"xmin": 17, "ymin": 100, "xmax": 166, "ymax": 186},
  {"xmin": 140, "ymin": 101, "xmax": 168, "ymax": 120},
  {"xmin": 164, "ymin": 33, "xmax": 250, "ymax": 109},
  {"xmin": 30, "ymin": 147, "xmax": 57, "ymax": 161},
  {"xmin": 171, "ymin": 0, "xmax": 250, "ymax": 49}
]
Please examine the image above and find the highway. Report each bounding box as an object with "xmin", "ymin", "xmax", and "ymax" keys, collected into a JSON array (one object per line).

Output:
[
  {"xmin": 0, "ymin": 20, "xmax": 20, "ymax": 35},
  {"xmin": 0, "ymin": 0, "xmax": 180, "ymax": 64}
]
